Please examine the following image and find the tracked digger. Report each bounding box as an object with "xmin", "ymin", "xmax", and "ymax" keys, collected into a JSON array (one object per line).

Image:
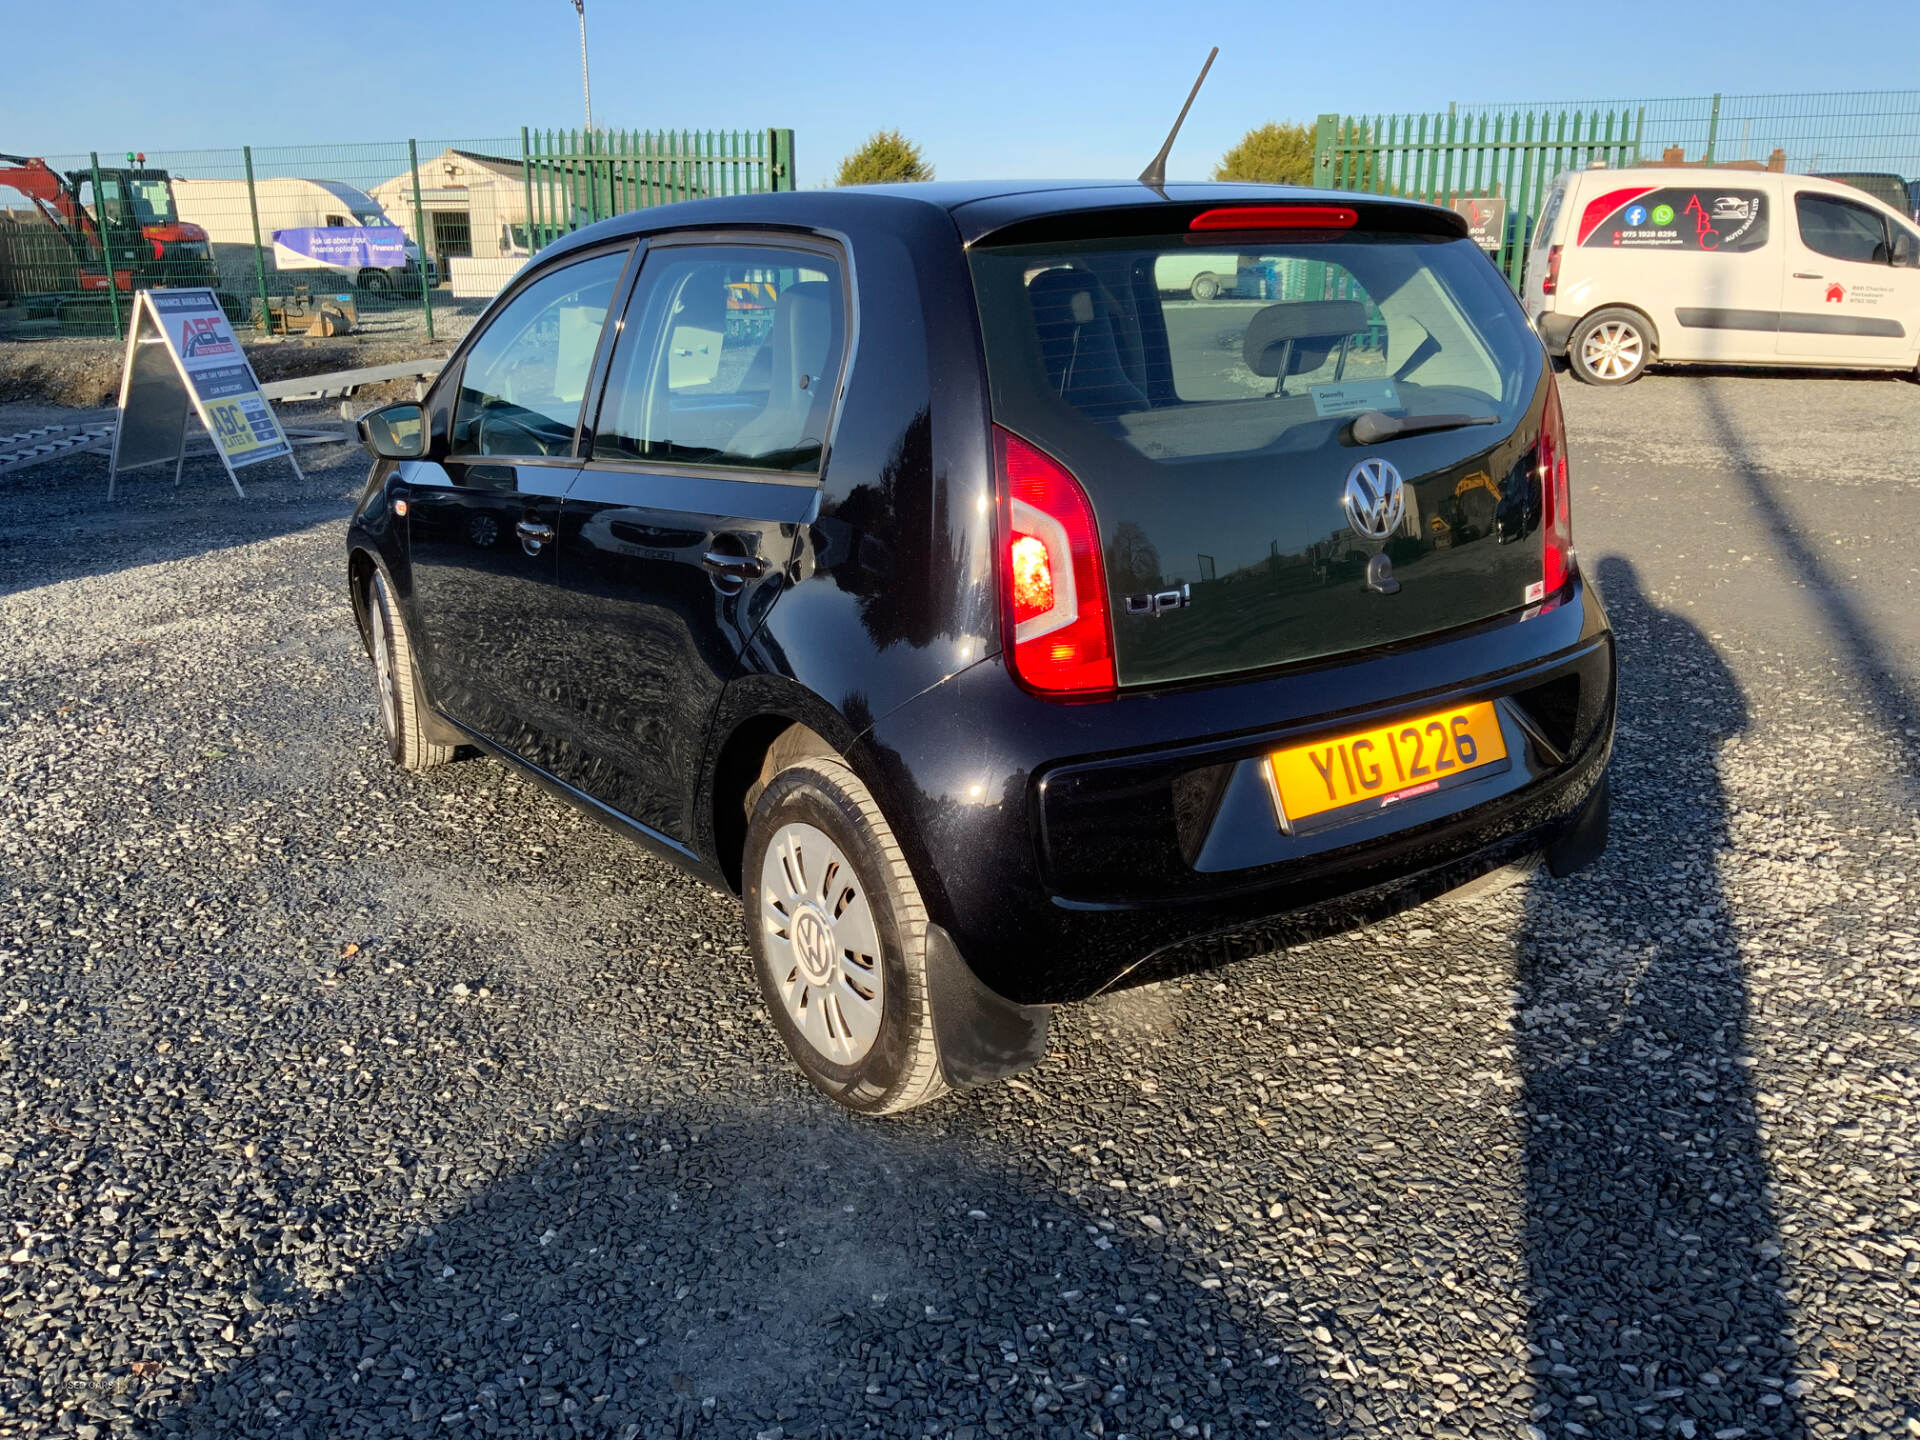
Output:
[{"xmin": 0, "ymin": 152, "xmax": 234, "ymax": 331}]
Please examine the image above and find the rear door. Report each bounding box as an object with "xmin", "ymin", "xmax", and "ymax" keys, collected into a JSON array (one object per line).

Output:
[
  {"xmin": 1779, "ymin": 186, "xmax": 1920, "ymax": 364},
  {"xmin": 404, "ymin": 247, "xmax": 629, "ymax": 763},
  {"xmin": 1519, "ymin": 175, "xmax": 1569, "ymax": 321},
  {"xmin": 968, "ymin": 208, "xmax": 1554, "ymax": 689},
  {"xmin": 551, "ymin": 236, "xmax": 849, "ymax": 839}
]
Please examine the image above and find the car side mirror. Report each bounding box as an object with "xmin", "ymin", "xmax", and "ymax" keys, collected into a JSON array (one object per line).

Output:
[
  {"xmin": 1892, "ymin": 229, "xmax": 1920, "ymax": 268},
  {"xmin": 357, "ymin": 401, "xmax": 426, "ymax": 459}
]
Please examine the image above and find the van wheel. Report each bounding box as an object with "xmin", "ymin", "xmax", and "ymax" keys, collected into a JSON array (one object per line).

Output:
[
  {"xmin": 365, "ymin": 570, "xmax": 455, "ymax": 772},
  {"xmin": 1569, "ymin": 308, "xmax": 1651, "ymax": 385},
  {"xmin": 359, "ymin": 270, "xmax": 393, "ymax": 295},
  {"xmin": 1190, "ymin": 273, "xmax": 1221, "ymax": 301},
  {"xmin": 743, "ymin": 756, "xmax": 949, "ymax": 1116}
]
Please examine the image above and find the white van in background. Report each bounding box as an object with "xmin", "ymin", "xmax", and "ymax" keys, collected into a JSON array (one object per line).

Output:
[
  {"xmin": 1521, "ymin": 167, "xmax": 1920, "ymax": 384},
  {"xmin": 172, "ymin": 178, "xmax": 436, "ymax": 296}
]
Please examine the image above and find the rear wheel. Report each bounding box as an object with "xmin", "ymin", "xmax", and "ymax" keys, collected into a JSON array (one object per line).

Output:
[
  {"xmin": 743, "ymin": 755, "xmax": 948, "ymax": 1115},
  {"xmin": 1569, "ymin": 308, "xmax": 1652, "ymax": 385},
  {"xmin": 1190, "ymin": 273, "xmax": 1222, "ymax": 301},
  {"xmin": 359, "ymin": 270, "xmax": 394, "ymax": 295},
  {"xmin": 365, "ymin": 570, "xmax": 455, "ymax": 772}
]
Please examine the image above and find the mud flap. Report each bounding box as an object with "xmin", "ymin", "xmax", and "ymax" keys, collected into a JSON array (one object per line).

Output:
[
  {"xmin": 924, "ymin": 922, "xmax": 1051, "ymax": 1087},
  {"xmin": 1546, "ymin": 766, "xmax": 1610, "ymax": 878}
]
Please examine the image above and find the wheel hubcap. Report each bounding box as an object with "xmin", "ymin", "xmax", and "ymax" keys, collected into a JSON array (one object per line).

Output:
[
  {"xmin": 1583, "ymin": 321, "xmax": 1643, "ymax": 380},
  {"xmin": 369, "ymin": 576, "xmax": 398, "ymax": 739},
  {"xmin": 760, "ymin": 822, "xmax": 884, "ymax": 1065}
]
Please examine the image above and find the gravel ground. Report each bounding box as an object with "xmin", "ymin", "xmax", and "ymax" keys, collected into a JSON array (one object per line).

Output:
[{"xmin": 1, "ymin": 371, "xmax": 1917, "ymax": 1440}]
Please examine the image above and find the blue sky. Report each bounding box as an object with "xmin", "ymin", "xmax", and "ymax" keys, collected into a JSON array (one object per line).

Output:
[{"xmin": 4, "ymin": 0, "xmax": 1918, "ymax": 182}]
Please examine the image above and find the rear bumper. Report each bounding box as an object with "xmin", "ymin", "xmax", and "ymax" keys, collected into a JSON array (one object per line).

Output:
[
  {"xmin": 1537, "ymin": 310, "xmax": 1578, "ymax": 356},
  {"xmin": 857, "ymin": 574, "xmax": 1614, "ymax": 1006}
]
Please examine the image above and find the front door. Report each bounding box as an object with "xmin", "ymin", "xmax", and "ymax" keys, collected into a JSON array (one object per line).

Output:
[
  {"xmin": 550, "ymin": 237, "xmax": 850, "ymax": 842},
  {"xmin": 1779, "ymin": 187, "xmax": 1920, "ymax": 364},
  {"xmin": 404, "ymin": 246, "xmax": 629, "ymax": 762}
]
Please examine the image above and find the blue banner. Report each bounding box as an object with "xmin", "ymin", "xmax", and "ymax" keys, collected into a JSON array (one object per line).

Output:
[{"xmin": 271, "ymin": 226, "xmax": 408, "ymax": 270}]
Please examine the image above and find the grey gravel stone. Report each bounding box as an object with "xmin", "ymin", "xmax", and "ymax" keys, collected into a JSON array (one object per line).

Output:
[{"xmin": 1, "ymin": 373, "xmax": 1917, "ymax": 1439}]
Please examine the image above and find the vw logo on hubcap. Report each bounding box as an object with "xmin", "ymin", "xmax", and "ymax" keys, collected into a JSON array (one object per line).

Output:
[
  {"xmin": 1343, "ymin": 457, "xmax": 1406, "ymax": 541},
  {"xmin": 791, "ymin": 907, "xmax": 836, "ymax": 985}
]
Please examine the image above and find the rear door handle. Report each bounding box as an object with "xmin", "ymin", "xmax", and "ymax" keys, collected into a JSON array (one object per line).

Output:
[
  {"xmin": 1793, "ymin": 272, "xmax": 1823, "ymax": 279},
  {"xmin": 516, "ymin": 519, "xmax": 555, "ymax": 553},
  {"xmin": 702, "ymin": 551, "xmax": 767, "ymax": 579}
]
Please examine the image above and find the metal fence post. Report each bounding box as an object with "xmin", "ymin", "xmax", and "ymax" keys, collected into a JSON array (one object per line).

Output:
[
  {"xmin": 770, "ymin": 129, "xmax": 796, "ymax": 191},
  {"xmin": 407, "ymin": 139, "xmax": 434, "ymax": 341},
  {"xmin": 1310, "ymin": 115, "xmax": 1339, "ymax": 189},
  {"xmin": 521, "ymin": 126, "xmax": 538, "ymax": 255},
  {"xmin": 89, "ymin": 153, "xmax": 123, "ymax": 340},
  {"xmin": 1703, "ymin": 93, "xmax": 1722, "ymax": 166},
  {"xmin": 242, "ymin": 146, "xmax": 272, "ymax": 333}
]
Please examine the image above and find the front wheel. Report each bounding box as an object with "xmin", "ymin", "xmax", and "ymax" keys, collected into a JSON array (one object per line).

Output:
[
  {"xmin": 358, "ymin": 269, "xmax": 394, "ymax": 295},
  {"xmin": 365, "ymin": 569, "xmax": 455, "ymax": 771},
  {"xmin": 1190, "ymin": 273, "xmax": 1221, "ymax": 301},
  {"xmin": 1568, "ymin": 308, "xmax": 1652, "ymax": 385},
  {"xmin": 743, "ymin": 756, "xmax": 948, "ymax": 1115}
]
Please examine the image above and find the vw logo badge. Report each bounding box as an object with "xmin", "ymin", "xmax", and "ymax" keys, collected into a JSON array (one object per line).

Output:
[{"xmin": 1343, "ymin": 457, "xmax": 1406, "ymax": 541}]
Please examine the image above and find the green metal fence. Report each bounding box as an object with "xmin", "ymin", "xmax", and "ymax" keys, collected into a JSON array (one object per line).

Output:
[
  {"xmin": 522, "ymin": 128, "xmax": 795, "ymax": 250},
  {"xmin": 1313, "ymin": 107, "xmax": 1647, "ymax": 285},
  {"xmin": 0, "ymin": 127, "xmax": 794, "ymax": 341},
  {"xmin": 1313, "ymin": 89, "xmax": 1920, "ymax": 287}
]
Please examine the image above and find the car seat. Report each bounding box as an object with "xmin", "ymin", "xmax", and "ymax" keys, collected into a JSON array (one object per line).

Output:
[
  {"xmin": 731, "ymin": 280, "xmax": 838, "ymax": 466},
  {"xmin": 1026, "ymin": 267, "xmax": 1147, "ymax": 418}
]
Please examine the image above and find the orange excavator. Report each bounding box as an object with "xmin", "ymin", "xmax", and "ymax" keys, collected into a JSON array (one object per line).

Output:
[{"xmin": 0, "ymin": 152, "xmax": 225, "ymax": 326}]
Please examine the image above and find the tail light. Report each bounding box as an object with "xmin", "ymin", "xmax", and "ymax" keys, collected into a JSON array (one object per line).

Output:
[
  {"xmin": 1537, "ymin": 376, "xmax": 1575, "ymax": 602},
  {"xmin": 1190, "ymin": 205, "xmax": 1358, "ymax": 232},
  {"xmin": 1543, "ymin": 244, "xmax": 1563, "ymax": 295},
  {"xmin": 995, "ymin": 427, "xmax": 1114, "ymax": 695}
]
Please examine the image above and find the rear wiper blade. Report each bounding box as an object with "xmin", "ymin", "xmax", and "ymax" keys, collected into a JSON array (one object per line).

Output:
[{"xmin": 1346, "ymin": 410, "xmax": 1501, "ymax": 445}]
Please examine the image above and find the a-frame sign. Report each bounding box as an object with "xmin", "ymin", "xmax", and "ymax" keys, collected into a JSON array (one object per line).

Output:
[{"xmin": 107, "ymin": 288, "xmax": 302, "ymax": 499}]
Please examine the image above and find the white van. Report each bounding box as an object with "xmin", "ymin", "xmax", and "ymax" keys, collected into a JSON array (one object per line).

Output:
[
  {"xmin": 1521, "ymin": 167, "xmax": 1920, "ymax": 384},
  {"xmin": 172, "ymin": 178, "xmax": 435, "ymax": 296}
]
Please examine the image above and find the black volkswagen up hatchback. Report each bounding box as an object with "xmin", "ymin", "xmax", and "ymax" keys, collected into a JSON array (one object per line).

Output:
[{"xmin": 348, "ymin": 182, "xmax": 1614, "ymax": 1114}]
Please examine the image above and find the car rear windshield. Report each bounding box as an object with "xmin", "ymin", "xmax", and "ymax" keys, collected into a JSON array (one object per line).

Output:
[{"xmin": 968, "ymin": 230, "xmax": 1536, "ymax": 462}]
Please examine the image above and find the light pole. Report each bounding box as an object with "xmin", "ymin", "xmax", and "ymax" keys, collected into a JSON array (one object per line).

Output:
[{"xmin": 569, "ymin": 0, "xmax": 593, "ymax": 134}]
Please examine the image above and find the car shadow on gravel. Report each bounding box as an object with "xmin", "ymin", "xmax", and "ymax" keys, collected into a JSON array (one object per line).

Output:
[
  {"xmin": 1517, "ymin": 556, "xmax": 1803, "ymax": 1439},
  {"xmin": 1696, "ymin": 384, "xmax": 1918, "ymax": 803},
  {"xmin": 140, "ymin": 1101, "xmax": 1323, "ymax": 1440}
]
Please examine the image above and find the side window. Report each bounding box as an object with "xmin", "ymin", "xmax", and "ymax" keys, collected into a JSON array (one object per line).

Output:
[
  {"xmin": 450, "ymin": 250, "xmax": 626, "ymax": 458},
  {"xmin": 1797, "ymin": 192, "xmax": 1892, "ymax": 265},
  {"xmin": 593, "ymin": 243, "xmax": 847, "ymax": 474}
]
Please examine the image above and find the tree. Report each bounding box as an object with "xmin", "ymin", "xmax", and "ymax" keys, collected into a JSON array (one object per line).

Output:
[
  {"xmin": 835, "ymin": 130, "xmax": 934, "ymax": 186},
  {"xmin": 1212, "ymin": 122, "xmax": 1316, "ymax": 187}
]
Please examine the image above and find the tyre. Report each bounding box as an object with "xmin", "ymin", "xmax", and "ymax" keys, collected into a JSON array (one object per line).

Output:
[
  {"xmin": 365, "ymin": 569, "xmax": 455, "ymax": 772},
  {"xmin": 1190, "ymin": 273, "xmax": 1221, "ymax": 301},
  {"xmin": 359, "ymin": 269, "xmax": 394, "ymax": 295},
  {"xmin": 1568, "ymin": 307, "xmax": 1652, "ymax": 385},
  {"xmin": 743, "ymin": 755, "xmax": 948, "ymax": 1115}
]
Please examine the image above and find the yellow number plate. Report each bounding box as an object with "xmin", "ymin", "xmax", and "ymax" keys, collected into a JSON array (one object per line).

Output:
[{"xmin": 1269, "ymin": 701, "xmax": 1508, "ymax": 826}]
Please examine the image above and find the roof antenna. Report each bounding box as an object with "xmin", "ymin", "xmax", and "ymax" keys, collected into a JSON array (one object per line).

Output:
[{"xmin": 1139, "ymin": 47, "xmax": 1219, "ymax": 191}]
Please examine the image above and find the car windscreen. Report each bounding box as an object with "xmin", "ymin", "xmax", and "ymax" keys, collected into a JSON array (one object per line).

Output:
[{"xmin": 968, "ymin": 231, "xmax": 1535, "ymax": 463}]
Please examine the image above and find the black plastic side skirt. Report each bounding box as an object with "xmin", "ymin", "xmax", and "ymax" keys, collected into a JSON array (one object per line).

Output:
[
  {"xmin": 924, "ymin": 923, "xmax": 1051, "ymax": 1087},
  {"xmin": 1546, "ymin": 766, "xmax": 1610, "ymax": 878}
]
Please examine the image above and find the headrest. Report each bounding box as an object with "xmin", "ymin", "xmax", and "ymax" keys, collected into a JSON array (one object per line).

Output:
[
  {"xmin": 672, "ymin": 273, "xmax": 727, "ymax": 335},
  {"xmin": 1028, "ymin": 267, "xmax": 1100, "ymax": 327},
  {"xmin": 1243, "ymin": 300, "xmax": 1370, "ymax": 376},
  {"xmin": 771, "ymin": 280, "xmax": 834, "ymax": 388}
]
